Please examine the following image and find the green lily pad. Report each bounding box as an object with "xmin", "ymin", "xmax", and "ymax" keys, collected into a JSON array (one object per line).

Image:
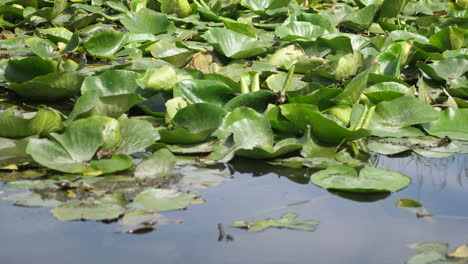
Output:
[
  {"xmin": 159, "ymin": 103, "xmax": 226, "ymax": 144},
  {"xmin": 203, "ymin": 28, "xmax": 269, "ymax": 59},
  {"xmin": 232, "ymin": 213, "xmax": 319, "ymax": 232},
  {"xmin": 120, "ymin": 8, "xmax": 171, "ymax": 34},
  {"xmin": 132, "ymin": 189, "xmax": 202, "ymax": 211},
  {"xmin": 0, "ymin": 107, "xmax": 63, "ymax": 138},
  {"xmin": 310, "ymin": 165, "xmax": 411, "ymax": 193},
  {"xmin": 149, "ymin": 39, "xmax": 195, "ymax": 68},
  {"xmin": 4, "ymin": 57, "xmax": 57, "ymax": 84},
  {"xmin": 134, "ymin": 149, "xmax": 176, "ymax": 178},
  {"xmin": 84, "ymin": 30, "xmax": 127, "ymax": 59},
  {"xmin": 364, "ymin": 82, "xmax": 409, "ymax": 103},
  {"xmin": 8, "ymin": 71, "xmax": 84, "ymax": 102},
  {"xmin": 423, "ymin": 108, "xmax": 468, "ymax": 141},
  {"xmin": 26, "ymin": 116, "xmax": 126, "ymax": 174},
  {"xmin": 395, "ymin": 199, "xmax": 423, "ymax": 208},
  {"xmin": 276, "ymin": 22, "xmax": 328, "ymax": 41},
  {"xmin": 67, "ymin": 70, "xmax": 144, "ymax": 123},
  {"xmin": 369, "ymin": 96, "xmax": 439, "ymax": 137},
  {"xmin": 281, "ymin": 104, "xmax": 369, "ymax": 145},
  {"xmin": 52, "ymin": 192, "xmax": 127, "ymax": 221},
  {"xmin": 173, "ymin": 79, "xmax": 235, "ymax": 106},
  {"xmin": 115, "ymin": 118, "xmax": 160, "ymax": 155}
]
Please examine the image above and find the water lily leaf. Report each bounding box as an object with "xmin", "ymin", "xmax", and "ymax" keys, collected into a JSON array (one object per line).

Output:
[
  {"xmin": 203, "ymin": 28, "xmax": 269, "ymax": 59},
  {"xmin": 26, "ymin": 116, "xmax": 121, "ymax": 174},
  {"xmin": 281, "ymin": 104, "xmax": 369, "ymax": 145},
  {"xmin": 88, "ymin": 154, "xmax": 134, "ymax": 174},
  {"xmin": 115, "ymin": 118, "xmax": 160, "ymax": 155},
  {"xmin": 8, "ymin": 71, "xmax": 84, "ymax": 102},
  {"xmin": 149, "ymin": 39, "xmax": 195, "ymax": 68},
  {"xmin": 266, "ymin": 72, "xmax": 306, "ymax": 93},
  {"xmin": 364, "ymin": 82, "xmax": 409, "ymax": 103},
  {"xmin": 276, "ymin": 22, "xmax": 328, "ymax": 41},
  {"xmin": 341, "ymin": 3, "xmax": 379, "ymax": 30},
  {"xmin": 120, "ymin": 8, "xmax": 171, "ymax": 34},
  {"xmin": 429, "ymin": 26, "xmax": 466, "ymax": 51},
  {"xmin": 67, "ymin": 70, "xmax": 144, "ymax": 123},
  {"xmin": 177, "ymin": 166, "xmax": 232, "ymax": 189},
  {"xmin": 84, "ymin": 30, "xmax": 127, "ymax": 59},
  {"xmin": 173, "ymin": 79, "xmax": 235, "ymax": 106},
  {"xmin": 232, "ymin": 213, "xmax": 319, "ymax": 232},
  {"xmin": 310, "ymin": 165, "xmax": 411, "ymax": 193},
  {"xmin": 81, "ymin": 70, "xmax": 140, "ymax": 95},
  {"xmin": 2, "ymin": 190, "xmax": 65, "ymax": 207},
  {"xmin": 132, "ymin": 189, "xmax": 202, "ymax": 211},
  {"xmin": 373, "ymin": 41, "xmax": 412, "ymax": 78},
  {"xmin": 217, "ymin": 107, "xmax": 274, "ymax": 149},
  {"xmin": 241, "ymin": 0, "xmax": 292, "ymax": 13},
  {"xmin": 24, "ymin": 37, "xmax": 57, "ymax": 58},
  {"xmin": 39, "ymin": 27, "xmax": 73, "ymax": 43},
  {"xmin": 136, "ymin": 65, "xmax": 178, "ymax": 92},
  {"xmin": 422, "ymin": 57, "xmax": 468, "ymax": 90},
  {"xmin": 134, "ymin": 149, "xmax": 176, "ymax": 178},
  {"xmin": 395, "ymin": 199, "xmax": 422, "ymax": 208},
  {"xmin": 331, "ymin": 52, "xmax": 363, "ymax": 81},
  {"xmin": 368, "ymin": 137, "xmax": 468, "ymax": 158},
  {"xmin": 161, "ymin": 0, "xmax": 192, "ymax": 17},
  {"xmin": 160, "ymin": 103, "xmax": 226, "ymax": 144},
  {"xmin": 423, "ymin": 108, "xmax": 468, "ymax": 141},
  {"xmin": 52, "ymin": 192, "xmax": 127, "ymax": 221},
  {"xmin": 4, "ymin": 57, "xmax": 57, "ymax": 84},
  {"xmin": 223, "ymin": 90, "xmax": 277, "ymax": 112},
  {"xmin": 369, "ymin": 96, "xmax": 439, "ymax": 137},
  {"xmin": 333, "ymin": 69, "xmax": 369, "ymax": 106},
  {"xmin": 120, "ymin": 210, "xmax": 168, "ymax": 234},
  {"xmin": 268, "ymin": 45, "xmax": 326, "ymax": 73},
  {"xmin": 379, "ymin": 0, "xmax": 407, "ymax": 18},
  {"xmin": 0, "ymin": 107, "xmax": 63, "ymax": 138}
]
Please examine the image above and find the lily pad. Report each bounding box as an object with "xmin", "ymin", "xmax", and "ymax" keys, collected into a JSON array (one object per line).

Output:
[
  {"xmin": 8, "ymin": 71, "xmax": 84, "ymax": 102},
  {"xmin": 232, "ymin": 213, "xmax": 319, "ymax": 232},
  {"xmin": 132, "ymin": 189, "xmax": 202, "ymax": 211},
  {"xmin": 310, "ymin": 165, "xmax": 411, "ymax": 193},
  {"xmin": 159, "ymin": 103, "xmax": 226, "ymax": 144},
  {"xmin": 52, "ymin": 192, "xmax": 127, "ymax": 221},
  {"xmin": 203, "ymin": 28, "xmax": 269, "ymax": 59},
  {"xmin": 423, "ymin": 108, "xmax": 468, "ymax": 141},
  {"xmin": 0, "ymin": 107, "xmax": 63, "ymax": 138},
  {"xmin": 26, "ymin": 116, "xmax": 127, "ymax": 174},
  {"xmin": 368, "ymin": 96, "xmax": 439, "ymax": 137},
  {"xmin": 134, "ymin": 149, "xmax": 176, "ymax": 178}
]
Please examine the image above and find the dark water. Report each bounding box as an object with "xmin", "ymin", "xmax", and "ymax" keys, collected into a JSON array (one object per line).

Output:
[{"xmin": 0, "ymin": 154, "xmax": 467, "ymax": 264}]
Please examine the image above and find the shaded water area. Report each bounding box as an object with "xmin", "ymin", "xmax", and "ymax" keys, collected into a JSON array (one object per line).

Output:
[{"xmin": 0, "ymin": 153, "xmax": 467, "ymax": 264}]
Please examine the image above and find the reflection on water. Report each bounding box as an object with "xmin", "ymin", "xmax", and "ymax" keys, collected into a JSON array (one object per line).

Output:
[
  {"xmin": 377, "ymin": 154, "xmax": 468, "ymax": 190},
  {"xmin": 0, "ymin": 154, "xmax": 467, "ymax": 264}
]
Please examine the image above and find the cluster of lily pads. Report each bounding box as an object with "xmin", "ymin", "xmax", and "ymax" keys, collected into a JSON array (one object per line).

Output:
[{"xmin": 0, "ymin": 0, "xmax": 467, "ymax": 230}]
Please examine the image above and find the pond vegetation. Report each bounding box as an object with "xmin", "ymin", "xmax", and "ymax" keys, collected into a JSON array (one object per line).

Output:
[{"xmin": 0, "ymin": 0, "xmax": 467, "ymax": 262}]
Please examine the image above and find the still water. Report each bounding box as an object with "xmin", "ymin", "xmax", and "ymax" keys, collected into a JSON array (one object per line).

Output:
[{"xmin": 0, "ymin": 154, "xmax": 467, "ymax": 264}]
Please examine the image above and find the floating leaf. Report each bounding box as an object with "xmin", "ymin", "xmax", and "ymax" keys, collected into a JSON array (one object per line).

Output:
[
  {"xmin": 132, "ymin": 189, "xmax": 202, "ymax": 211},
  {"xmin": 134, "ymin": 149, "xmax": 176, "ymax": 178},
  {"xmin": 52, "ymin": 193, "xmax": 127, "ymax": 221},
  {"xmin": 310, "ymin": 165, "xmax": 411, "ymax": 193},
  {"xmin": 232, "ymin": 213, "xmax": 319, "ymax": 232},
  {"xmin": 203, "ymin": 28, "xmax": 269, "ymax": 59},
  {"xmin": 120, "ymin": 8, "xmax": 171, "ymax": 34},
  {"xmin": 395, "ymin": 199, "xmax": 423, "ymax": 208}
]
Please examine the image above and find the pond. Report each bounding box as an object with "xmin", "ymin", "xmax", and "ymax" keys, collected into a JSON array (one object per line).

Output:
[{"xmin": 1, "ymin": 153, "xmax": 466, "ymax": 264}]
